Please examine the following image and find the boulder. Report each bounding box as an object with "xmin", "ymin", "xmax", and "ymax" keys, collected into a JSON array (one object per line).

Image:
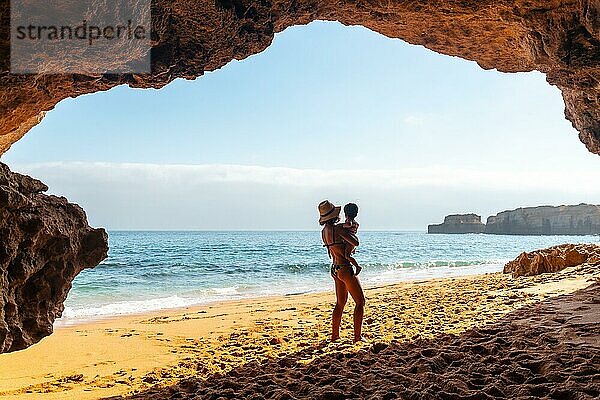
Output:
[
  {"xmin": 0, "ymin": 162, "xmax": 108, "ymax": 353},
  {"xmin": 503, "ymin": 243, "xmax": 600, "ymax": 277}
]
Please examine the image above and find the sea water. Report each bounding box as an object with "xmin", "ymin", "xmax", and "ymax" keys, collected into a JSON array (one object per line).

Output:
[{"xmin": 58, "ymin": 231, "xmax": 600, "ymax": 324}]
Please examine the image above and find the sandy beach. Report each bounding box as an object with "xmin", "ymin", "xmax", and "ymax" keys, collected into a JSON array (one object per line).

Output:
[{"xmin": 1, "ymin": 263, "xmax": 598, "ymax": 400}]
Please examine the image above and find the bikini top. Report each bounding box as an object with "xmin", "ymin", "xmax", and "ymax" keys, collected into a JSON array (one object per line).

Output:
[{"xmin": 322, "ymin": 225, "xmax": 345, "ymax": 259}]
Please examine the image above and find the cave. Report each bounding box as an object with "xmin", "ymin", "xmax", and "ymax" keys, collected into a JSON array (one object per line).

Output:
[
  {"xmin": 2, "ymin": 0, "xmax": 600, "ymax": 155},
  {"xmin": 1, "ymin": 0, "xmax": 600, "ymax": 352}
]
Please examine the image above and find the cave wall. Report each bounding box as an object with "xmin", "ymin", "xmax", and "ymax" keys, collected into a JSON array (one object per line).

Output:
[
  {"xmin": 0, "ymin": 162, "xmax": 108, "ymax": 352},
  {"xmin": 0, "ymin": 0, "xmax": 599, "ymax": 155}
]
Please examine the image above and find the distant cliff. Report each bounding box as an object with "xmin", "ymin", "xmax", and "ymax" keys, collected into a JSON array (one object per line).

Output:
[
  {"xmin": 486, "ymin": 204, "xmax": 600, "ymax": 235},
  {"xmin": 429, "ymin": 204, "xmax": 600, "ymax": 235},
  {"xmin": 428, "ymin": 214, "xmax": 486, "ymax": 234}
]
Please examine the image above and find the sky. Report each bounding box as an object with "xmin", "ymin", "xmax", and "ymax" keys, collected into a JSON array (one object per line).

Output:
[{"xmin": 2, "ymin": 21, "xmax": 600, "ymax": 230}]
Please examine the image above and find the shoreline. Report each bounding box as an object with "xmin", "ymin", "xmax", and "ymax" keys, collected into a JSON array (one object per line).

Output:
[
  {"xmin": 56, "ymin": 263, "xmax": 505, "ymax": 327},
  {"xmin": 1, "ymin": 263, "xmax": 598, "ymax": 399},
  {"xmin": 56, "ymin": 270, "xmax": 496, "ymax": 328}
]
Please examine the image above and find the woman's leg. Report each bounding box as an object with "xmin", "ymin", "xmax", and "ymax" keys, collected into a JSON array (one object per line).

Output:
[
  {"xmin": 332, "ymin": 274, "xmax": 348, "ymax": 341},
  {"xmin": 337, "ymin": 267, "xmax": 365, "ymax": 342}
]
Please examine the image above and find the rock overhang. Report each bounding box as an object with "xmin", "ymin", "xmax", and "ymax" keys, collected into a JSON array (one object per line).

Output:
[{"xmin": 0, "ymin": 0, "xmax": 599, "ymax": 155}]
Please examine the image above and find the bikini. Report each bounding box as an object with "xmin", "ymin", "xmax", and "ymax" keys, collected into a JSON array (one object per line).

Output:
[{"xmin": 323, "ymin": 226, "xmax": 351, "ymax": 276}]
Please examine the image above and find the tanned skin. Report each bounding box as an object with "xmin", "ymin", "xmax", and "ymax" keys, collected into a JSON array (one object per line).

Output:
[
  {"xmin": 343, "ymin": 218, "xmax": 362, "ymax": 275},
  {"xmin": 321, "ymin": 219, "xmax": 365, "ymax": 342}
]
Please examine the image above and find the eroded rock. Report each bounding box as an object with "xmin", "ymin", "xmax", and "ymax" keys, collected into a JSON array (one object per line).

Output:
[
  {"xmin": 430, "ymin": 204, "xmax": 600, "ymax": 235},
  {"xmin": 1, "ymin": 1, "xmax": 600, "ymax": 155},
  {"xmin": 504, "ymin": 243, "xmax": 600, "ymax": 277},
  {"xmin": 428, "ymin": 214, "xmax": 486, "ymax": 234},
  {"xmin": 0, "ymin": 162, "xmax": 108, "ymax": 353},
  {"xmin": 486, "ymin": 204, "xmax": 600, "ymax": 235}
]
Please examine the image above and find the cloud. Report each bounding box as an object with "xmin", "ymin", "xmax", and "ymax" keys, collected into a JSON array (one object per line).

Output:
[
  {"xmin": 402, "ymin": 112, "xmax": 446, "ymax": 127},
  {"xmin": 8, "ymin": 162, "xmax": 600, "ymax": 230},
  {"xmin": 12, "ymin": 161, "xmax": 600, "ymax": 193}
]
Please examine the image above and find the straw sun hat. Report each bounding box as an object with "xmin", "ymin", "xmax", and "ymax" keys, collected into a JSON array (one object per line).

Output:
[{"xmin": 318, "ymin": 200, "xmax": 341, "ymax": 224}]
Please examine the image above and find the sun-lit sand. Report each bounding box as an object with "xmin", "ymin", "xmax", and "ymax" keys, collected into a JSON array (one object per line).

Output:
[{"xmin": 0, "ymin": 264, "xmax": 598, "ymax": 400}]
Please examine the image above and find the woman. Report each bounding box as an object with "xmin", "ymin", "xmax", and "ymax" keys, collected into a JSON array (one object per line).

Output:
[{"xmin": 318, "ymin": 200, "xmax": 365, "ymax": 342}]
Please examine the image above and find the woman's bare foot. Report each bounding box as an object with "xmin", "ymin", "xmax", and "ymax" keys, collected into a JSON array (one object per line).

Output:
[{"xmin": 353, "ymin": 335, "xmax": 368, "ymax": 343}]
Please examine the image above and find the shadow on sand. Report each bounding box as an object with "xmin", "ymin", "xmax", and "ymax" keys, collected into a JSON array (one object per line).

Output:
[{"xmin": 106, "ymin": 283, "xmax": 600, "ymax": 400}]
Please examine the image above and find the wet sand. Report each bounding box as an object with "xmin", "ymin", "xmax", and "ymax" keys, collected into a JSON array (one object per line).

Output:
[{"xmin": 0, "ymin": 263, "xmax": 598, "ymax": 400}]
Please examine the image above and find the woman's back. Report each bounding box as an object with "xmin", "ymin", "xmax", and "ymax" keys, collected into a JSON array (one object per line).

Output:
[{"xmin": 322, "ymin": 224, "xmax": 354, "ymax": 265}]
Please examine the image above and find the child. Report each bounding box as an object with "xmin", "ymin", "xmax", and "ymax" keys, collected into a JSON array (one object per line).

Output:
[{"xmin": 342, "ymin": 203, "xmax": 362, "ymax": 275}]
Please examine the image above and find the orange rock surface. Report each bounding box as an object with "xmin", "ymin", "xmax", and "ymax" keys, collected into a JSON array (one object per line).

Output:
[
  {"xmin": 1, "ymin": 0, "xmax": 600, "ymax": 155},
  {"xmin": 504, "ymin": 243, "xmax": 600, "ymax": 277}
]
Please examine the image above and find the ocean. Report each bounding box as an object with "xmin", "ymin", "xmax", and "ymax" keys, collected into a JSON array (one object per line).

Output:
[{"xmin": 58, "ymin": 231, "xmax": 600, "ymax": 324}]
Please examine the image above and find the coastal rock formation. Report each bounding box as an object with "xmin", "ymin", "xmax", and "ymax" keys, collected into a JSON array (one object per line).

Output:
[
  {"xmin": 486, "ymin": 204, "xmax": 600, "ymax": 235},
  {"xmin": 428, "ymin": 214, "xmax": 486, "ymax": 234},
  {"xmin": 504, "ymin": 243, "xmax": 600, "ymax": 277},
  {"xmin": 0, "ymin": 162, "xmax": 108, "ymax": 353},
  {"xmin": 430, "ymin": 204, "xmax": 600, "ymax": 235},
  {"xmin": 1, "ymin": 1, "xmax": 600, "ymax": 155}
]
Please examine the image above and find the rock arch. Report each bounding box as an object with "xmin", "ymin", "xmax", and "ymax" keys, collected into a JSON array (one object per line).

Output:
[{"xmin": 1, "ymin": 0, "xmax": 600, "ymax": 155}]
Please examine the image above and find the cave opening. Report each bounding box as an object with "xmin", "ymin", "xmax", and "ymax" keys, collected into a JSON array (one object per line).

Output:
[{"xmin": 2, "ymin": 5, "xmax": 600, "ymax": 399}]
